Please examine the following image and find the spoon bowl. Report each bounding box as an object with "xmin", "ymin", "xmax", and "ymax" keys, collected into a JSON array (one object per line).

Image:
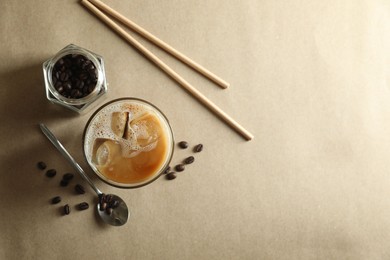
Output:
[
  {"xmin": 39, "ymin": 123, "xmax": 129, "ymax": 226},
  {"xmin": 97, "ymin": 194, "xmax": 128, "ymax": 226}
]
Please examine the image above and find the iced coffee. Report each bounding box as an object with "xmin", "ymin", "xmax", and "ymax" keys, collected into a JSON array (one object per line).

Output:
[{"xmin": 83, "ymin": 98, "xmax": 174, "ymax": 188}]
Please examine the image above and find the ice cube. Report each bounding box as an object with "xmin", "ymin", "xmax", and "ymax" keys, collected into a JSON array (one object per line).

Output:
[
  {"xmin": 94, "ymin": 140, "xmax": 121, "ymax": 166},
  {"xmin": 127, "ymin": 112, "xmax": 162, "ymax": 148},
  {"xmin": 111, "ymin": 112, "xmax": 128, "ymax": 137}
]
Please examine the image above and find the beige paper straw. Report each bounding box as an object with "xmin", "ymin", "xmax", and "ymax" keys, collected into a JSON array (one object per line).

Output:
[
  {"xmin": 88, "ymin": 0, "xmax": 229, "ymax": 89},
  {"xmin": 81, "ymin": 0, "xmax": 253, "ymax": 141}
]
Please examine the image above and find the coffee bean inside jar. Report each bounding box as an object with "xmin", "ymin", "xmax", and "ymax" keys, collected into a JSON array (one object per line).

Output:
[
  {"xmin": 51, "ymin": 54, "xmax": 98, "ymax": 99},
  {"xmin": 43, "ymin": 44, "xmax": 108, "ymax": 113}
]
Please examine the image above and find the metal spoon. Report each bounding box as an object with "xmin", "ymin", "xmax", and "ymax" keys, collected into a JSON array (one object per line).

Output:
[{"xmin": 39, "ymin": 123, "xmax": 129, "ymax": 226}]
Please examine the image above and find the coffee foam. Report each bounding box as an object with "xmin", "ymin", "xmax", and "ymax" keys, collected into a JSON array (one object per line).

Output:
[{"xmin": 84, "ymin": 101, "xmax": 162, "ymax": 161}]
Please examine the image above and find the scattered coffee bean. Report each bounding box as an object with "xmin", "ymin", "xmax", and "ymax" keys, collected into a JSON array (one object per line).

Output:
[
  {"xmin": 51, "ymin": 54, "xmax": 98, "ymax": 99},
  {"xmin": 194, "ymin": 144, "xmax": 203, "ymax": 153},
  {"xmin": 77, "ymin": 202, "xmax": 89, "ymax": 211},
  {"xmin": 175, "ymin": 164, "xmax": 185, "ymax": 172},
  {"xmin": 60, "ymin": 179, "xmax": 69, "ymax": 187},
  {"xmin": 37, "ymin": 161, "xmax": 47, "ymax": 170},
  {"xmin": 184, "ymin": 156, "xmax": 195, "ymax": 164},
  {"xmin": 178, "ymin": 141, "xmax": 189, "ymax": 149},
  {"xmin": 164, "ymin": 166, "xmax": 171, "ymax": 174},
  {"xmin": 63, "ymin": 204, "xmax": 70, "ymax": 215},
  {"xmin": 51, "ymin": 196, "xmax": 61, "ymax": 204},
  {"xmin": 75, "ymin": 184, "xmax": 86, "ymax": 194},
  {"xmin": 46, "ymin": 169, "xmax": 57, "ymax": 178},
  {"xmin": 166, "ymin": 172, "xmax": 176, "ymax": 180},
  {"xmin": 62, "ymin": 173, "xmax": 74, "ymax": 181}
]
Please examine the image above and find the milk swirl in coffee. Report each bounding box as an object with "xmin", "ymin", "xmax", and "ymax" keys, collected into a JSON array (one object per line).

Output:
[{"xmin": 84, "ymin": 99, "xmax": 173, "ymax": 187}]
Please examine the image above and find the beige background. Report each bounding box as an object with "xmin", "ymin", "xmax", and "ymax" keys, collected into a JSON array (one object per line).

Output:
[{"xmin": 1, "ymin": 0, "xmax": 390, "ymax": 259}]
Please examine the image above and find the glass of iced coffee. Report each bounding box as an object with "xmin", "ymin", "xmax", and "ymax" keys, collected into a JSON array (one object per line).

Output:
[{"xmin": 83, "ymin": 98, "xmax": 174, "ymax": 188}]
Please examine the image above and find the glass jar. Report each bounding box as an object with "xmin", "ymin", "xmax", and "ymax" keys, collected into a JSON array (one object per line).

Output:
[{"xmin": 42, "ymin": 44, "xmax": 108, "ymax": 113}]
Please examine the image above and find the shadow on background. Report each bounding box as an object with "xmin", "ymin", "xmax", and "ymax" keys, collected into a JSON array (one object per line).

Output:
[
  {"xmin": 0, "ymin": 61, "xmax": 75, "ymax": 125},
  {"xmin": 0, "ymin": 61, "xmax": 106, "ymax": 227}
]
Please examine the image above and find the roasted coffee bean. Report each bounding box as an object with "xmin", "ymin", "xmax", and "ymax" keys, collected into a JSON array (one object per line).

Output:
[
  {"xmin": 51, "ymin": 54, "xmax": 97, "ymax": 99},
  {"xmin": 99, "ymin": 202, "xmax": 107, "ymax": 211},
  {"xmin": 62, "ymin": 173, "xmax": 74, "ymax": 181},
  {"xmin": 79, "ymin": 81, "xmax": 88, "ymax": 91},
  {"xmin": 52, "ymin": 75, "xmax": 57, "ymax": 84},
  {"xmin": 51, "ymin": 196, "xmax": 61, "ymax": 204},
  {"xmin": 75, "ymin": 184, "xmax": 86, "ymax": 194},
  {"xmin": 46, "ymin": 169, "xmax": 57, "ymax": 177},
  {"xmin": 60, "ymin": 179, "xmax": 69, "ymax": 187},
  {"xmin": 98, "ymin": 193, "xmax": 106, "ymax": 204},
  {"xmin": 87, "ymin": 64, "xmax": 95, "ymax": 71},
  {"xmin": 54, "ymin": 80, "xmax": 62, "ymax": 88},
  {"xmin": 56, "ymin": 85, "xmax": 64, "ymax": 93},
  {"xmin": 184, "ymin": 156, "xmax": 195, "ymax": 164},
  {"xmin": 63, "ymin": 82, "xmax": 72, "ymax": 91},
  {"xmin": 175, "ymin": 164, "xmax": 185, "ymax": 172},
  {"xmin": 79, "ymin": 72, "xmax": 88, "ymax": 80},
  {"xmin": 194, "ymin": 144, "xmax": 204, "ymax": 153},
  {"xmin": 70, "ymin": 89, "xmax": 82, "ymax": 98},
  {"xmin": 105, "ymin": 194, "xmax": 113, "ymax": 203},
  {"xmin": 87, "ymin": 84, "xmax": 95, "ymax": 93},
  {"xmin": 57, "ymin": 58, "xmax": 65, "ymax": 66},
  {"xmin": 78, "ymin": 81, "xmax": 85, "ymax": 90},
  {"xmin": 109, "ymin": 200, "xmax": 120, "ymax": 209},
  {"xmin": 105, "ymin": 207, "xmax": 113, "ymax": 215},
  {"xmin": 82, "ymin": 86, "xmax": 89, "ymax": 94},
  {"xmin": 166, "ymin": 172, "xmax": 176, "ymax": 180},
  {"xmin": 63, "ymin": 82, "xmax": 72, "ymax": 90},
  {"xmin": 63, "ymin": 204, "xmax": 70, "ymax": 215},
  {"xmin": 37, "ymin": 161, "xmax": 47, "ymax": 170},
  {"xmin": 164, "ymin": 166, "xmax": 171, "ymax": 174},
  {"xmin": 59, "ymin": 71, "xmax": 69, "ymax": 81},
  {"xmin": 75, "ymin": 56, "xmax": 83, "ymax": 65},
  {"xmin": 77, "ymin": 202, "xmax": 89, "ymax": 211},
  {"xmin": 74, "ymin": 79, "xmax": 81, "ymax": 88},
  {"xmin": 178, "ymin": 141, "xmax": 189, "ymax": 149}
]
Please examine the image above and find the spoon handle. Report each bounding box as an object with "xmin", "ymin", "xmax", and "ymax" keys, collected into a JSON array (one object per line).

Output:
[{"xmin": 39, "ymin": 123, "xmax": 102, "ymax": 196}]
